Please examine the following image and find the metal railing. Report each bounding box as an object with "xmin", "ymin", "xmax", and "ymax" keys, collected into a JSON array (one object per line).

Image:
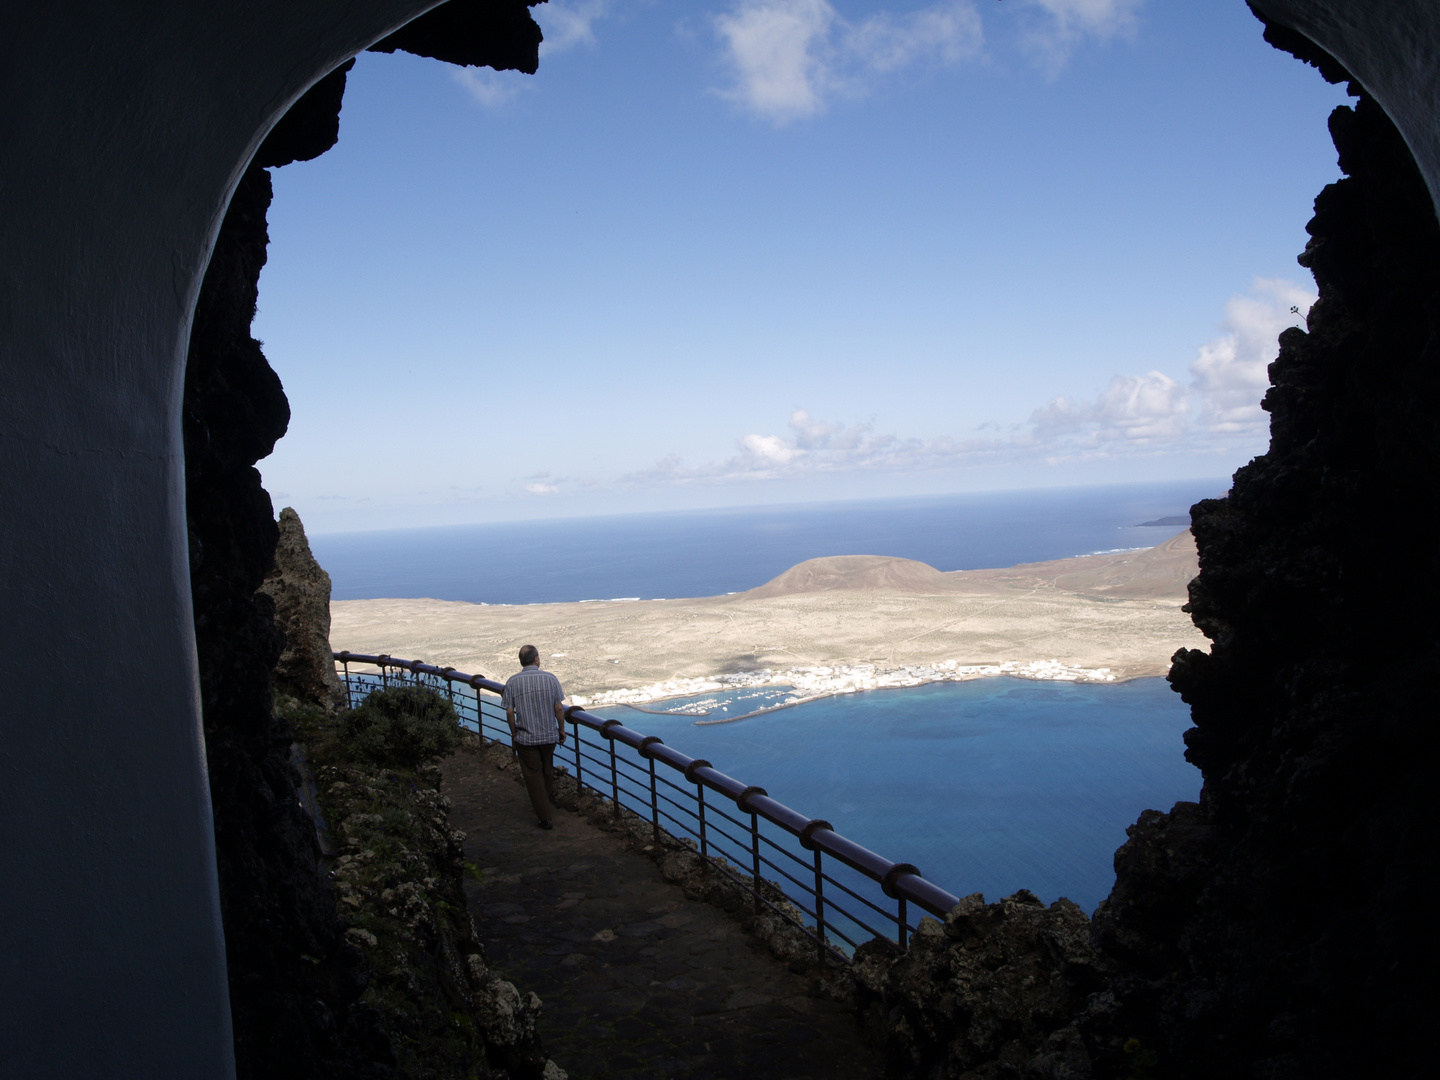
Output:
[{"xmin": 335, "ymin": 651, "xmax": 961, "ymax": 962}]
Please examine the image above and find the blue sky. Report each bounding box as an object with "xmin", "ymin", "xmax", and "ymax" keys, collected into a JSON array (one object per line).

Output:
[{"xmin": 253, "ymin": 0, "xmax": 1350, "ymax": 534}]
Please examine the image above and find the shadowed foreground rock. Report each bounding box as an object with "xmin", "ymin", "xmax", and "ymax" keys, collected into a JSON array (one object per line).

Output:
[
  {"xmin": 289, "ymin": 703, "xmax": 561, "ymax": 1080},
  {"xmin": 853, "ymin": 893, "xmax": 1111, "ymax": 1079}
]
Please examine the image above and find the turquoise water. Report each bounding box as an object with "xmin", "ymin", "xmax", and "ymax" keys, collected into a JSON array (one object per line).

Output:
[{"xmin": 597, "ymin": 676, "xmax": 1198, "ymax": 914}]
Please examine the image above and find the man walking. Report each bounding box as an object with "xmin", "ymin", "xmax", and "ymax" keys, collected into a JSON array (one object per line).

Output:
[{"xmin": 501, "ymin": 644, "xmax": 567, "ymax": 830}]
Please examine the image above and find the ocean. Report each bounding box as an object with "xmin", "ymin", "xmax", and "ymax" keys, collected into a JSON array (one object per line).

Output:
[
  {"xmin": 320, "ymin": 479, "xmax": 1214, "ymax": 914},
  {"xmin": 597, "ymin": 677, "xmax": 1196, "ymax": 914},
  {"xmin": 313, "ymin": 478, "xmax": 1225, "ymax": 605}
]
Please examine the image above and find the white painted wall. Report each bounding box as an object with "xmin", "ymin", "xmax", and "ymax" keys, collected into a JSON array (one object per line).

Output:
[
  {"xmin": 0, "ymin": 1, "xmax": 1433, "ymax": 1075},
  {"xmin": 1253, "ymin": 0, "xmax": 1440, "ymax": 222},
  {"xmin": 0, "ymin": 4, "xmax": 438, "ymax": 1076}
]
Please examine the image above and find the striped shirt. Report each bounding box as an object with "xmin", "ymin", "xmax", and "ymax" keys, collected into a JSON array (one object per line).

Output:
[{"xmin": 501, "ymin": 666, "xmax": 565, "ymax": 746}]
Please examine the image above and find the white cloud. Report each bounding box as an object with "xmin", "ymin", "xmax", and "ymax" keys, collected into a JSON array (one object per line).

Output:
[
  {"xmin": 1031, "ymin": 371, "xmax": 1189, "ymax": 445},
  {"xmin": 1029, "ymin": 279, "xmax": 1311, "ymax": 455},
  {"xmin": 537, "ymin": 0, "xmax": 609, "ymax": 55},
  {"xmin": 1189, "ymin": 277, "xmax": 1314, "ymax": 436},
  {"xmin": 714, "ymin": 0, "xmax": 983, "ymax": 123},
  {"xmin": 740, "ymin": 431, "xmax": 805, "ymax": 464},
  {"xmin": 714, "ymin": 0, "xmax": 834, "ymax": 121},
  {"xmin": 1019, "ymin": 0, "xmax": 1146, "ymax": 72},
  {"xmin": 525, "ymin": 482, "xmax": 560, "ymax": 495},
  {"xmin": 621, "ymin": 408, "xmax": 1010, "ymax": 486},
  {"xmin": 618, "ymin": 278, "xmax": 1314, "ymax": 489},
  {"xmin": 452, "ymin": 67, "xmax": 526, "ymax": 108},
  {"xmin": 845, "ymin": 1, "xmax": 985, "ymax": 72}
]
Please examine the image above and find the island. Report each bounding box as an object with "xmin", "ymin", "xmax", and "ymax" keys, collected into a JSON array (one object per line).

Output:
[{"xmin": 329, "ymin": 530, "xmax": 1204, "ymax": 710}]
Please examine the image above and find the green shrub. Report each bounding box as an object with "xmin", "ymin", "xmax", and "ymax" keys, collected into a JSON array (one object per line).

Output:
[{"xmin": 340, "ymin": 685, "xmax": 461, "ymax": 769}]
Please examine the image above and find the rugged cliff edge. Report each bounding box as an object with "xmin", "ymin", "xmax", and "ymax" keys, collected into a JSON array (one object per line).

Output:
[{"xmin": 261, "ymin": 507, "xmax": 349, "ymax": 711}]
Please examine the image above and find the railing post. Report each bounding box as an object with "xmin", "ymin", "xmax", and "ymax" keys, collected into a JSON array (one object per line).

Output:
[
  {"xmin": 469, "ymin": 681, "xmax": 482, "ymax": 739},
  {"xmin": 648, "ymin": 756, "xmax": 659, "ymax": 845},
  {"xmin": 573, "ymin": 719, "xmax": 582, "ymax": 793},
  {"xmin": 341, "ymin": 658, "xmax": 352, "ymax": 709},
  {"xmin": 637, "ymin": 736, "xmax": 663, "ymax": 845},
  {"xmin": 609, "ymin": 736, "xmax": 619, "ymax": 817},
  {"xmin": 697, "ymin": 784, "xmax": 707, "ymax": 858},
  {"xmin": 814, "ymin": 847, "xmax": 826, "ymax": 966},
  {"xmin": 683, "ymin": 760, "xmax": 713, "ymax": 862},
  {"xmin": 882, "ymin": 862, "xmax": 922, "ymax": 953},
  {"xmin": 750, "ymin": 811, "xmax": 761, "ymax": 914}
]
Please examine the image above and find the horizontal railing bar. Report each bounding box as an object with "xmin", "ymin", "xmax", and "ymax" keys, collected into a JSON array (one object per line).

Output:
[
  {"xmin": 829, "ymin": 910, "xmax": 891, "ymax": 945},
  {"xmin": 336, "ymin": 652, "xmax": 964, "ymax": 920},
  {"xmin": 821, "ymin": 921, "xmax": 863, "ymax": 952},
  {"xmin": 700, "ymin": 820, "xmax": 750, "ymax": 852},
  {"xmin": 704, "ymin": 804, "xmax": 752, "ymax": 834},
  {"xmin": 823, "ymin": 873, "xmax": 903, "ymax": 925},
  {"xmin": 757, "ymin": 830, "xmax": 823, "ymax": 869},
  {"xmin": 656, "ymin": 806, "xmax": 697, "ymax": 837},
  {"xmin": 655, "ymin": 791, "xmax": 701, "ymax": 822},
  {"xmin": 654, "ymin": 772, "xmax": 696, "ymax": 796},
  {"xmin": 756, "ymin": 853, "xmax": 818, "ymax": 896},
  {"xmin": 694, "ymin": 852, "xmax": 844, "ymax": 961},
  {"xmin": 817, "ymin": 900, "xmax": 887, "ymax": 941},
  {"xmin": 744, "ymin": 792, "xmax": 811, "ymax": 835},
  {"xmin": 809, "ymin": 887, "xmax": 892, "ymax": 933}
]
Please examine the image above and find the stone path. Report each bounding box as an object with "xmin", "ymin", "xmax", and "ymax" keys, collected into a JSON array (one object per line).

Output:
[{"xmin": 442, "ymin": 746, "xmax": 883, "ymax": 1080}]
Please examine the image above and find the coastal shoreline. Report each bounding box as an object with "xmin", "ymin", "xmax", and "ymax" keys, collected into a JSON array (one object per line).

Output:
[
  {"xmin": 330, "ymin": 534, "xmax": 1204, "ymax": 710},
  {"xmin": 572, "ymin": 658, "xmax": 1129, "ymax": 725}
]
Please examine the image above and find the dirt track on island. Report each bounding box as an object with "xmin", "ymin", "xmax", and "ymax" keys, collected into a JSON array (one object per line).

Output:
[{"xmin": 330, "ymin": 531, "xmax": 1206, "ymax": 698}]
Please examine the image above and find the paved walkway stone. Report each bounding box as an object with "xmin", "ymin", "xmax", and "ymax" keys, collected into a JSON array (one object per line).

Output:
[{"xmin": 442, "ymin": 745, "xmax": 883, "ymax": 1080}]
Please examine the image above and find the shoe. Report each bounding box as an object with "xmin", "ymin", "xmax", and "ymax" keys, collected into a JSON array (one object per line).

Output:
[{"xmin": 538, "ymin": 820, "xmax": 554, "ymax": 830}]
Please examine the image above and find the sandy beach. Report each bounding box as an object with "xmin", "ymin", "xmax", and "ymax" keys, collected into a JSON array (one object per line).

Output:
[{"xmin": 330, "ymin": 530, "xmax": 1205, "ymax": 707}]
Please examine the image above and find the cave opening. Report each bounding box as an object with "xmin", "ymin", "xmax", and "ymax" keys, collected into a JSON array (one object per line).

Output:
[
  {"xmin": 9, "ymin": 2, "xmax": 1440, "ymax": 1078},
  {"xmin": 183, "ymin": 4, "xmax": 1440, "ymax": 1079}
]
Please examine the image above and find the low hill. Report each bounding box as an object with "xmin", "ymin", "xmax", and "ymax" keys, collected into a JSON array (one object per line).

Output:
[
  {"xmin": 954, "ymin": 530, "xmax": 1197, "ymax": 601},
  {"xmin": 743, "ymin": 555, "xmax": 963, "ymax": 598},
  {"xmin": 744, "ymin": 531, "xmax": 1197, "ymax": 602}
]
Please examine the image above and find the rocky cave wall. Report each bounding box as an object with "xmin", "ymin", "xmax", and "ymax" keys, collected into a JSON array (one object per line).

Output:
[
  {"xmin": 182, "ymin": 4, "xmax": 542, "ymax": 1076},
  {"xmin": 1144, "ymin": 16, "xmax": 1440, "ymax": 1077}
]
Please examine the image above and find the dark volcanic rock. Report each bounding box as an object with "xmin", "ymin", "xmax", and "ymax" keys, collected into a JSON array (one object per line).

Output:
[
  {"xmin": 185, "ymin": 5, "xmax": 542, "ymax": 1076},
  {"xmin": 260, "ymin": 507, "xmax": 347, "ymax": 712},
  {"xmin": 187, "ymin": 66, "xmax": 384, "ymax": 1080},
  {"xmin": 370, "ymin": 0, "xmax": 545, "ymax": 74},
  {"xmin": 860, "ymin": 13, "xmax": 1440, "ymax": 1079},
  {"xmin": 853, "ymin": 892, "xmax": 1109, "ymax": 1079},
  {"xmin": 1136, "ymin": 16, "xmax": 1440, "ymax": 1079}
]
